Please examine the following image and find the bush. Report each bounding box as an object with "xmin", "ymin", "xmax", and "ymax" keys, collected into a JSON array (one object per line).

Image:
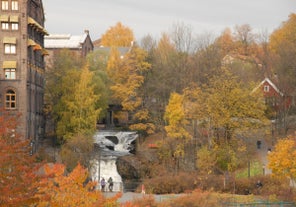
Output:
[
  {"xmin": 140, "ymin": 173, "xmax": 227, "ymax": 194},
  {"xmin": 140, "ymin": 172, "xmax": 198, "ymax": 194},
  {"xmin": 235, "ymin": 175, "xmax": 296, "ymax": 201},
  {"xmin": 121, "ymin": 195, "xmax": 157, "ymax": 207},
  {"xmin": 158, "ymin": 190, "xmax": 221, "ymax": 207}
]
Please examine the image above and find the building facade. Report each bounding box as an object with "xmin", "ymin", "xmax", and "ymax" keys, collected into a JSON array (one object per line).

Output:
[{"xmin": 0, "ymin": 0, "xmax": 47, "ymax": 152}]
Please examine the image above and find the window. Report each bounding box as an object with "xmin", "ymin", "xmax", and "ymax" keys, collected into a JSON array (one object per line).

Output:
[
  {"xmin": 11, "ymin": 1, "xmax": 18, "ymax": 10},
  {"xmin": 4, "ymin": 44, "xmax": 16, "ymax": 54},
  {"xmin": 1, "ymin": 0, "xmax": 8, "ymax": 10},
  {"xmin": 11, "ymin": 23, "xmax": 18, "ymax": 30},
  {"xmin": 4, "ymin": 68, "xmax": 16, "ymax": 79},
  {"xmin": 5, "ymin": 90, "xmax": 16, "ymax": 109},
  {"xmin": 1, "ymin": 22, "xmax": 9, "ymax": 30},
  {"xmin": 264, "ymin": 85, "xmax": 269, "ymax": 92}
]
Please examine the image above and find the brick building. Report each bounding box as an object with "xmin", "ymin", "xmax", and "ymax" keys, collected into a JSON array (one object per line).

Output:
[{"xmin": 0, "ymin": 0, "xmax": 47, "ymax": 153}]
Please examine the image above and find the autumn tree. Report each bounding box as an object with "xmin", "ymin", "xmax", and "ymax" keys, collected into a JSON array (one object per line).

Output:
[
  {"xmin": 0, "ymin": 109, "xmax": 40, "ymax": 206},
  {"xmin": 269, "ymin": 13, "xmax": 296, "ymax": 134},
  {"xmin": 196, "ymin": 145, "xmax": 216, "ymax": 175},
  {"xmin": 233, "ymin": 24, "xmax": 257, "ymax": 55},
  {"xmin": 101, "ymin": 22, "xmax": 134, "ymax": 47},
  {"xmin": 60, "ymin": 133, "xmax": 93, "ymax": 171},
  {"xmin": 44, "ymin": 49, "xmax": 85, "ymax": 138},
  {"xmin": 142, "ymin": 33, "xmax": 188, "ymax": 130},
  {"xmin": 190, "ymin": 33, "xmax": 222, "ymax": 85},
  {"xmin": 215, "ymin": 27, "xmax": 235, "ymax": 56},
  {"xmin": 163, "ymin": 92, "xmax": 192, "ymax": 172},
  {"xmin": 202, "ymin": 69, "xmax": 268, "ymax": 143},
  {"xmin": 36, "ymin": 163, "xmax": 120, "ymax": 206},
  {"xmin": 86, "ymin": 49, "xmax": 111, "ymax": 113},
  {"xmin": 268, "ymin": 135, "xmax": 296, "ymax": 187},
  {"xmin": 56, "ymin": 64, "xmax": 101, "ymax": 141},
  {"xmin": 107, "ymin": 44, "xmax": 155, "ymax": 134}
]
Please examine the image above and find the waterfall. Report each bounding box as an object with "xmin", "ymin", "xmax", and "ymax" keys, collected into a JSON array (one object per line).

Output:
[{"xmin": 90, "ymin": 131, "xmax": 138, "ymax": 191}]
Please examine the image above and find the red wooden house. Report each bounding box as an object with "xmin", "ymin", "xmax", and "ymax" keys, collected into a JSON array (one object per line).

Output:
[{"xmin": 253, "ymin": 78, "xmax": 291, "ymax": 111}]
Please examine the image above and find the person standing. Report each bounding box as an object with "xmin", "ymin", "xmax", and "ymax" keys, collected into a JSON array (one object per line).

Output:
[
  {"xmin": 100, "ymin": 178, "xmax": 106, "ymax": 192},
  {"xmin": 108, "ymin": 177, "xmax": 114, "ymax": 192}
]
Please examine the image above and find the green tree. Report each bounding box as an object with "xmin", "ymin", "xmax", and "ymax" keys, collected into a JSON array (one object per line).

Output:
[
  {"xmin": 57, "ymin": 64, "xmax": 101, "ymax": 140},
  {"xmin": 44, "ymin": 49, "xmax": 85, "ymax": 138},
  {"xmin": 86, "ymin": 49, "xmax": 110, "ymax": 115}
]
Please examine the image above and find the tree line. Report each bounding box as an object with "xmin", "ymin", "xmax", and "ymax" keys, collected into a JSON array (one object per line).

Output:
[{"xmin": 1, "ymin": 14, "xmax": 296, "ymax": 206}]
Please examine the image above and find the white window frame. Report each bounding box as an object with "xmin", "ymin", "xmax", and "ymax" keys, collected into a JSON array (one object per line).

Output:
[
  {"xmin": 11, "ymin": 22, "xmax": 18, "ymax": 30},
  {"xmin": 11, "ymin": 1, "xmax": 18, "ymax": 10},
  {"xmin": 1, "ymin": 0, "xmax": 8, "ymax": 10},
  {"xmin": 4, "ymin": 44, "xmax": 16, "ymax": 54},
  {"xmin": 264, "ymin": 85, "xmax": 269, "ymax": 92},
  {"xmin": 1, "ymin": 22, "xmax": 9, "ymax": 30},
  {"xmin": 4, "ymin": 68, "xmax": 16, "ymax": 79}
]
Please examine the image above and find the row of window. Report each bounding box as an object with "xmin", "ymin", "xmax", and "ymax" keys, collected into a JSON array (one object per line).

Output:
[
  {"xmin": 1, "ymin": 0, "xmax": 18, "ymax": 11},
  {"xmin": 2, "ymin": 21, "xmax": 18, "ymax": 30},
  {"xmin": 1, "ymin": 15, "xmax": 19, "ymax": 31}
]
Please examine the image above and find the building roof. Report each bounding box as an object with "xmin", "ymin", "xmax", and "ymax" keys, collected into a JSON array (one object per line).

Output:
[
  {"xmin": 44, "ymin": 33, "xmax": 88, "ymax": 49},
  {"xmin": 253, "ymin": 77, "xmax": 283, "ymax": 96}
]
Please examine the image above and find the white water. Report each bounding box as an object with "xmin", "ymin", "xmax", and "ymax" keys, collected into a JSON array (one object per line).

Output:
[{"xmin": 90, "ymin": 131, "xmax": 138, "ymax": 191}]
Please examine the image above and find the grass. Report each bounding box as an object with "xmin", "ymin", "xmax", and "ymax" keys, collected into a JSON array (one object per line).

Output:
[{"xmin": 236, "ymin": 161, "xmax": 263, "ymax": 178}]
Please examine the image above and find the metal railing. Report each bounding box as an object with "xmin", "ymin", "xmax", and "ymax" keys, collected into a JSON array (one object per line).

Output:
[
  {"xmin": 223, "ymin": 201, "xmax": 296, "ymax": 207},
  {"xmin": 98, "ymin": 182, "xmax": 123, "ymax": 192}
]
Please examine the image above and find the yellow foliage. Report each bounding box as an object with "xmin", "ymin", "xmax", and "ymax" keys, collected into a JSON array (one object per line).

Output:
[
  {"xmin": 101, "ymin": 22, "xmax": 134, "ymax": 47},
  {"xmin": 268, "ymin": 135, "xmax": 296, "ymax": 180},
  {"xmin": 269, "ymin": 13, "xmax": 296, "ymax": 53}
]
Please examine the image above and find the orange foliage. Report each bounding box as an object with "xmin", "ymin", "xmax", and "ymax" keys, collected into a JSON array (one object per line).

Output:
[
  {"xmin": 0, "ymin": 109, "xmax": 40, "ymax": 207},
  {"xmin": 36, "ymin": 163, "xmax": 121, "ymax": 207},
  {"xmin": 268, "ymin": 135, "xmax": 296, "ymax": 181},
  {"xmin": 101, "ymin": 22, "xmax": 134, "ymax": 47}
]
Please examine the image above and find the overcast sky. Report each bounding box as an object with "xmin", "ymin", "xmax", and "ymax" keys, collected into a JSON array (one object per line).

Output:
[{"xmin": 42, "ymin": 0, "xmax": 296, "ymax": 41}]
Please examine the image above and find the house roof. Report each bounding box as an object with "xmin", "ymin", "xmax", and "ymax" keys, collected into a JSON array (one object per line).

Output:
[
  {"xmin": 44, "ymin": 33, "xmax": 89, "ymax": 49},
  {"xmin": 93, "ymin": 46, "xmax": 131, "ymax": 58},
  {"xmin": 253, "ymin": 77, "xmax": 283, "ymax": 96}
]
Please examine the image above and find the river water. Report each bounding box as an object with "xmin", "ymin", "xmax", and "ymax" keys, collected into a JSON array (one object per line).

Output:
[{"xmin": 90, "ymin": 131, "xmax": 138, "ymax": 191}]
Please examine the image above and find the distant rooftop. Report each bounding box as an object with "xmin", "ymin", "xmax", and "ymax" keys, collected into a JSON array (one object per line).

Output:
[{"xmin": 44, "ymin": 33, "xmax": 88, "ymax": 49}]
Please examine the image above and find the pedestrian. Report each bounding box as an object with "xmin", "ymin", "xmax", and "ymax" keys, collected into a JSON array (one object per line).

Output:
[
  {"xmin": 256, "ymin": 180, "xmax": 263, "ymax": 194},
  {"xmin": 108, "ymin": 177, "xmax": 113, "ymax": 192},
  {"xmin": 101, "ymin": 178, "xmax": 106, "ymax": 192},
  {"xmin": 256, "ymin": 180, "xmax": 263, "ymax": 188},
  {"xmin": 256, "ymin": 140, "xmax": 262, "ymax": 149},
  {"xmin": 141, "ymin": 184, "xmax": 145, "ymax": 194}
]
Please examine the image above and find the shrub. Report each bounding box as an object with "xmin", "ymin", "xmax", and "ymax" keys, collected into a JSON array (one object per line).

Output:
[{"xmin": 121, "ymin": 195, "xmax": 157, "ymax": 207}]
